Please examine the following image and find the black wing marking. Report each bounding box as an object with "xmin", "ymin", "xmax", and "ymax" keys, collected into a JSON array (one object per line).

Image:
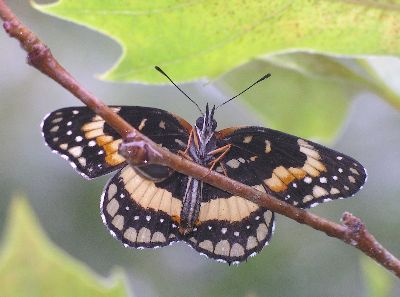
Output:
[
  {"xmin": 41, "ymin": 106, "xmax": 191, "ymax": 179},
  {"xmin": 216, "ymin": 126, "xmax": 367, "ymax": 208}
]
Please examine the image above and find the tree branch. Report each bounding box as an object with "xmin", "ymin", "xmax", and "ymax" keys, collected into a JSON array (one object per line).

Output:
[{"xmin": 1, "ymin": 0, "xmax": 399, "ymax": 278}]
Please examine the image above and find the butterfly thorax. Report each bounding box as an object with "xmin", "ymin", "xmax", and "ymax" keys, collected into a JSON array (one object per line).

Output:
[{"xmin": 179, "ymin": 105, "xmax": 218, "ymax": 234}]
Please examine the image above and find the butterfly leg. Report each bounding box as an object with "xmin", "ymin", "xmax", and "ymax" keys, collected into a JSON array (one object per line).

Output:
[
  {"xmin": 198, "ymin": 144, "xmax": 232, "ymax": 178},
  {"xmin": 208, "ymin": 144, "xmax": 232, "ymax": 171},
  {"xmin": 218, "ymin": 161, "xmax": 229, "ymax": 177},
  {"xmin": 178, "ymin": 128, "xmax": 195, "ymax": 160}
]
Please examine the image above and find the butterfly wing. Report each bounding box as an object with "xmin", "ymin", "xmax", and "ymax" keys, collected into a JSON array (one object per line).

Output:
[
  {"xmin": 41, "ymin": 106, "xmax": 191, "ymax": 179},
  {"xmin": 102, "ymin": 165, "xmax": 186, "ymax": 248},
  {"xmin": 183, "ymin": 183, "xmax": 275, "ymax": 264},
  {"xmin": 215, "ymin": 126, "xmax": 367, "ymax": 208}
]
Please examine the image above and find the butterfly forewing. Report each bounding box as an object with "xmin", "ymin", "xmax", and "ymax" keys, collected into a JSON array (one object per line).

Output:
[
  {"xmin": 216, "ymin": 126, "xmax": 367, "ymax": 208},
  {"xmin": 41, "ymin": 106, "xmax": 190, "ymax": 179}
]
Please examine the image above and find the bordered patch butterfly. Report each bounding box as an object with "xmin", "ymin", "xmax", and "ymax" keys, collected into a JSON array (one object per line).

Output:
[{"xmin": 41, "ymin": 68, "xmax": 367, "ymax": 264}]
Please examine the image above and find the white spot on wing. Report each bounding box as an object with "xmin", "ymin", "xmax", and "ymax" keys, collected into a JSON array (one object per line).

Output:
[
  {"xmin": 246, "ymin": 236, "xmax": 257, "ymax": 250},
  {"xmin": 138, "ymin": 118, "xmax": 147, "ymax": 130},
  {"xmin": 78, "ymin": 157, "xmax": 86, "ymax": 167},
  {"xmin": 238, "ymin": 157, "xmax": 246, "ymax": 163},
  {"xmin": 350, "ymin": 168, "xmax": 359, "ymax": 175},
  {"xmin": 52, "ymin": 117, "xmax": 62, "ymax": 124},
  {"xmin": 256, "ymin": 224, "xmax": 268, "ymax": 241},
  {"xmin": 264, "ymin": 140, "xmax": 271, "ymax": 153},
  {"xmin": 124, "ymin": 227, "xmax": 137, "ymax": 242},
  {"xmin": 175, "ymin": 138, "xmax": 186, "ymax": 147},
  {"xmin": 106, "ymin": 198, "xmax": 119, "ymax": 217},
  {"xmin": 151, "ymin": 232, "xmax": 166, "ymax": 243},
  {"xmin": 199, "ymin": 240, "xmax": 214, "ymax": 252},
  {"xmin": 50, "ymin": 125, "xmax": 59, "ymax": 133},
  {"xmin": 137, "ymin": 227, "xmax": 151, "ymax": 243},
  {"xmin": 226, "ymin": 159, "xmax": 240, "ymax": 169},
  {"xmin": 68, "ymin": 146, "xmax": 83, "ymax": 158},
  {"xmin": 214, "ymin": 240, "xmax": 230, "ymax": 256},
  {"xmin": 112, "ymin": 215, "xmax": 124, "ymax": 230},
  {"xmin": 303, "ymin": 195, "xmax": 314, "ymax": 203},
  {"xmin": 230, "ymin": 243, "xmax": 245, "ymax": 257},
  {"xmin": 243, "ymin": 136, "xmax": 253, "ymax": 143},
  {"xmin": 304, "ymin": 177, "xmax": 312, "ymax": 184},
  {"xmin": 60, "ymin": 143, "xmax": 68, "ymax": 150},
  {"xmin": 108, "ymin": 183, "xmax": 117, "ymax": 200},
  {"xmin": 312, "ymin": 185, "xmax": 329, "ymax": 198},
  {"xmin": 330, "ymin": 188, "xmax": 340, "ymax": 195}
]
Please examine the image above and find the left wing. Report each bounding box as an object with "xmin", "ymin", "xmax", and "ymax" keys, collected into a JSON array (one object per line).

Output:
[{"xmin": 41, "ymin": 106, "xmax": 191, "ymax": 179}]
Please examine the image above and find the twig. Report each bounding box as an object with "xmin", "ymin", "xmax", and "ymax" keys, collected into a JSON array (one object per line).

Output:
[{"xmin": 1, "ymin": 0, "xmax": 399, "ymax": 278}]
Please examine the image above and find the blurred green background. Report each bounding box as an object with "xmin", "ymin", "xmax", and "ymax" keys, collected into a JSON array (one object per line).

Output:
[{"xmin": 1, "ymin": 1, "xmax": 400, "ymax": 296}]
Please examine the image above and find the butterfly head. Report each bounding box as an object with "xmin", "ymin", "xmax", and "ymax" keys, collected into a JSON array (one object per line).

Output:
[{"xmin": 195, "ymin": 103, "xmax": 217, "ymax": 133}]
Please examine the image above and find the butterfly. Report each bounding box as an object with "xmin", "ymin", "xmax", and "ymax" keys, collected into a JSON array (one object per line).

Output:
[{"xmin": 41, "ymin": 69, "xmax": 367, "ymax": 265}]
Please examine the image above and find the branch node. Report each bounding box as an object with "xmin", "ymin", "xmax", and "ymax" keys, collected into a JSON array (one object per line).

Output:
[
  {"xmin": 342, "ymin": 212, "xmax": 364, "ymax": 233},
  {"xmin": 27, "ymin": 43, "xmax": 51, "ymax": 67},
  {"xmin": 3, "ymin": 19, "xmax": 12, "ymax": 32},
  {"xmin": 341, "ymin": 211, "xmax": 365, "ymax": 245},
  {"xmin": 119, "ymin": 133, "xmax": 163, "ymax": 166}
]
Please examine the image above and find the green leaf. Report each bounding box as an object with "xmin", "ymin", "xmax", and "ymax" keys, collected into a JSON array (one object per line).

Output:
[
  {"xmin": 262, "ymin": 53, "xmax": 400, "ymax": 109},
  {"xmin": 32, "ymin": 1, "xmax": 400, "ymax": 83},
  {"xmin": 0, "ymin": 196, "xmax": 128, "ymax": 297},
  {"xmin": 217, "ymin": 52, "xmax": 400, "ymax": 141},
  {"xmin": 361, "ymin": 256, "xmax": 394, "ymax": 297}
]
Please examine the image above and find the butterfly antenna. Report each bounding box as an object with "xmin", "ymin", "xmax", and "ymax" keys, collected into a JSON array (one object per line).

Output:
[
  {"xmin": 155, "ymin": 66, "xmax": 203, "ymax": 115},
  {"xmin": 216, "ymin": 73, "xmax": 271, "ymax": 110}
]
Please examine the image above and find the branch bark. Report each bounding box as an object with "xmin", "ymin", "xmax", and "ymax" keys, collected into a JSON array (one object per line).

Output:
[{"xmin": 1, "ymin": 0, "xmax": 399, "ymax": 278}]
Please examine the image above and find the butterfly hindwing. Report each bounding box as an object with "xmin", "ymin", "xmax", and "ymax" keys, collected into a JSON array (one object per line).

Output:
[
  {"xmin": 102, "ymin": 163, "xmax": 276, "ymax": 263},
  {"xmin": 41, "ymin": 106, "xmax": 190, "ymax": 179},
  {"xmin": 184, "ymin": 183, "xmax": 275, "ymax": 263},
  {"xmin": 101, "ymin": 166, "xmax": 187, "ymax": 248},
  {"xmin": 216, "ymin": 126, "xmax": 367, "ymax": 208}
]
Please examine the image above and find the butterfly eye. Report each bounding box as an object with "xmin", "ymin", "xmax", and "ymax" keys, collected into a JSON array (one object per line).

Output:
[
  {"xmin": 196, "ymin": 117, "xmax": 204, "ymax": 129},
  {"xmin": 212, "ymin": 119, "xmax": 217, "ymax": 131}
]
